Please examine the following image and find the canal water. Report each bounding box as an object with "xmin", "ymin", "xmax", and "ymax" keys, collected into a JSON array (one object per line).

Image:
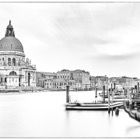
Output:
[{"xmin": 0, "ymin": 91, "xmax": 139, "ymax": 138}]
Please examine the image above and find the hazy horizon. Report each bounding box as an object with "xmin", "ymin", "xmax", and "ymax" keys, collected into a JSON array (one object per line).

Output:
[{"xmin": 0, "ymin": 3, "xmax": 140, "ymax": 78}]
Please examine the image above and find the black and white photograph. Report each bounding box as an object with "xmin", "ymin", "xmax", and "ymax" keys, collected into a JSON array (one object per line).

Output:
[{"xmin": 0, "ymin": 0, "xmax": 140, "ymax": 138}]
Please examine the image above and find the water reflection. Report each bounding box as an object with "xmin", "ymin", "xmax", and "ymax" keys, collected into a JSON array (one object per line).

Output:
[
  {"xmin": 126, "ymin": 125, "xmax": 140, "ymax": 133},
  {"xmin": 0, "ymin": 91, "xmax": 139, "ymax": 137}
]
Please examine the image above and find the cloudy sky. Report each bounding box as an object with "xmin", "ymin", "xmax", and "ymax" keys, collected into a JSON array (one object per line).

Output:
[{"xmin": 0, "ymin": 2, "xmax": 140, "ymax": 77}]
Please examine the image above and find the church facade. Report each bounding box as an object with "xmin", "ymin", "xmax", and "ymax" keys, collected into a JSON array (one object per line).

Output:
[{"xmin": 0, "ymin": 21, "xmax": 36, "ymax": 89}]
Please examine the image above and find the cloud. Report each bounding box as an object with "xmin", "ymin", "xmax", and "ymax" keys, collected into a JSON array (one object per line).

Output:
[
  {"xmin": 96, "ymin": 51, "xmax": 140, "ymax": 61},
  {"xmin": 0, "ymin": 3, "xmax": 140, "ymax": 77}
]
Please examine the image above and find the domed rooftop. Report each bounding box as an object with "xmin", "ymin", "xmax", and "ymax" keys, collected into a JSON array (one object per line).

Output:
[
  {"xmin": 0, "ymin": 37, "xmax": 24, "ymax": 52},
  {"xmin": 0, "ymin": 20, "xmax": 24, "ymax": 53}
]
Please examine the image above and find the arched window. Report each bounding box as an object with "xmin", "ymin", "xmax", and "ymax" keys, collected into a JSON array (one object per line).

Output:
[
  {"xmin": 0, "ymin": 77, "xmax": 2, "ymax": 82},
  {"xmin": 8, "ymin": 58, "xmax": 11, "ymax": 66},
  {"xmin": 9, "ymin": 71, "xmax": 17, "ymax": 75},
  {"xmin": 12, "ymin": 58, "xmax": 16, "ymax": 66},
  {"xmin": 5, "ymin": 78, "xmax": 7, "ymax": 83},
  {"xmin": 28, "ymin": 73, "xmax": 30, "ymax": 86}
]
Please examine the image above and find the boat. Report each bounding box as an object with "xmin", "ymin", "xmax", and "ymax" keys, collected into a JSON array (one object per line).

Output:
[
  {"xmin": 124, "ymin": 101, "xmax": 140, "ymax": 122},
  {"xmin": 0, "ymin": 89, "xmax": 20, "ymax": 93},
  {"xmin": 99, "ymin": 92, "xmax": 108, "ymax": 98},
  {"xmin": 99, "ymin": 92, "xmax": 125, "ymax": 99},
  {"xmin": 65, "ymin": 102, "xmax": 123, "ymax": 110},
  {"xmin": 113, "ymin": 98, "xmax": 129, "ymax": 102}
]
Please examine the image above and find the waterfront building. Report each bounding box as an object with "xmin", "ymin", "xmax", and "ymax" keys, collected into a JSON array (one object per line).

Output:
[
  {"xmin": 36, "ymin": 71, "xmax": 56, "ymax": 88},
  {"xmin": 95, "ymin": 76, "xmax": 108, "ymax": 89},
  {"xmin": 56, "ymin": 69, "xmax": 90, "ymax": 90},
  {"xmin": 44, "ymin": 78, "xmax": 67, "ymax": 90},
  {"xmin": 68, "ymin": 80, "xmax": 77, "ymax": 90},
  {"xmin": 72, "ymin": 69, "xmax": 90, "ymax": 90},
  {"xmin": 109, "ymin": 76, "xmax": 140, "ymax": 89},
  {"xmin": 46, "ymin": 69, "xmax": 70, "ymax": 90},
  {"xmin": 131, "ymin": 77, "xmax": 140, "ymax": 87},
  {"xmin": 57, "ymin": 69, "xmax": 72, "ymax": 80},
  {"xmin": 43, "ymin": 69, "xmax": 91, "ymax": 90},
  {"xmin": 90, "ymin": 76, "xmax": 96, "ymax": 89},
  {"xmin": 119, "ymin": 76, "xmax": 131, "ymax": 88},
  {"xmin": 109, "ymin": 77, "xmax": 123, "ymax": 86},
  {"xmin": 42, "ymin": 72, "xmax": 56, "ymax": 79},
  {"xmin": 44, "ymin": 78, "xmax": 54, "ymax": 89},
  {"xmin": 110, "ymin": 77, "xmax": 119, "ymax": 83},
  {"xmin": 45, "ymin": 79, "xmax": 80, "ymax": 91},
  {"xmin": 0, "ymin": 21, "xmax": 36, "ymax": 89},
  {"xmin": 36, "ymin": 72, "xmax": 46, "ymax": 88},
  {"xmin": 52, "ymin": 79, "xmax": 67, "ymax": 90},
  {"xmin": 118, "ymin": 76, "xmax": 138, "ymax": 88},
  {"xmin": 74, "ymin": 80, "xmax": 82, "ymax": 90}
]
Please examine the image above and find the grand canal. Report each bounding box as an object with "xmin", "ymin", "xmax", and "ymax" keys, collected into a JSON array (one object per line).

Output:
[{"xmin": 0, "ymin": 91, "xmax": 139, "ymax": 137}]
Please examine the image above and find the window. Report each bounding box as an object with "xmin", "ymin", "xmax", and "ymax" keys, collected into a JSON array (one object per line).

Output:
[
  {"xmin": 9, "ymin": 71, "xmax": 17, "ymax": 75},
  {"xmin": 8, "ymin": 58, "xmax": 11, "ymax": 66},
  {"xmin": 5, "ymin": 78, "xmax": 7, "ymax": 83},
  {"xmin": 12, "ymin": 58, "xmax": 16, "ymax": 66}
]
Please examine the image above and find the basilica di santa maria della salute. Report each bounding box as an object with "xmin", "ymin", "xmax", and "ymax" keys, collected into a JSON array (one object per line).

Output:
[{"xmin": 0, "ymin": 21, "xmax": 36, "ymax": 90}]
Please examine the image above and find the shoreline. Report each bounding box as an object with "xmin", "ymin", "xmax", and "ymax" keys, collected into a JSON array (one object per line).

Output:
[{"xmin": 0, "ymin": 89, "xmax": 102, "ymax": 95}]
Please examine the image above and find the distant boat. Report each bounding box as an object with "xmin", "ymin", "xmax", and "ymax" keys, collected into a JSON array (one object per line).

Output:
[
  {"xmin": 114, "ymin": 95, "xmax": 126, "ymax": 99},
  {"xmin": 99, "ymin": 92, "xmax": 108, "ymax": 98},
  {"xmin": 0, "ymin": 89, "xmax": 20, "ymax": 93},
  {"xmin": 99, "ymin": 92, "xmax": 125, "ymax": 99}
]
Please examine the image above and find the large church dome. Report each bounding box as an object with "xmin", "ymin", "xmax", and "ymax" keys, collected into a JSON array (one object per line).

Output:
[
  {"xmin": 0, "ymin": 21, "xmax": 24, "ymax": 53},
  {"xmin": 0, "ymin": 37, "xmax": 24, "ymax": 52}
]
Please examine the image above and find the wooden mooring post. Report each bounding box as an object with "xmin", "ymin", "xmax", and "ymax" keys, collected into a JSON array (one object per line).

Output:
[
  {"xmin": 95, "ymin": 87, "xmax": 97, "ymax": 103},
  {"xmin": 123, "ymin": 88, "xmax": 126, "ymax": 97},
  {"xmin": 111, "ymin": 83, "xmax": 113, "ymax": 115},
  {"xmin": 114, "ymin": 83, "xmax": 116, "ymax": 90},
  {"xmin": 103, "ymin": 85, "xmax": 105, "ymax": 103},
  {"xmin": 138, "ymin": 82, "xmax": 139, "ymax": 94},
  {"xmin": 134, "ymin": 85, "xmax": 138, "ymax": 109},
  {"xmin": 66, "ymin": 85, "xmax": 70, "ymax": 103},
  {"xmin": 131, "ymin": 87, "xmax": 134, "ymax": 101},
  {"xmin": 135, "ymin": 85, "xmax": 137, "ymax": 94},
  {"xmin": 95, "ymin": 87, "xmax": 97, "ymax": 98},
  {"xmin": 108, "ymin": 88, "xmax": 110, "ymax": 114}
]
